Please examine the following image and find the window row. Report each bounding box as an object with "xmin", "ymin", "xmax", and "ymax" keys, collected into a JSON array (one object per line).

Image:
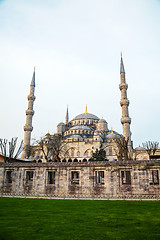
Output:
[{"xmin": 4, "ymin": 170, "xmax": 159, "ymax": 186}]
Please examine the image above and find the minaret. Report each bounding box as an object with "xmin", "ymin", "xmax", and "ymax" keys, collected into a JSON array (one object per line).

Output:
[
  {"xmin": 119, "ymin": 53, "xmax": 132, "ymax": 149},
  {"xmin": 21, "ymin": 68, "xmax": 36, "ymax": 158},
  {"xmin": 65, "ymin": 105, "xmax": 69, "ymax": 125}
]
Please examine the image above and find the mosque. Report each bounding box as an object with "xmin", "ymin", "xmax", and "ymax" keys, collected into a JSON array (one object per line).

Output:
[
  {"xmin": 0, "ymin": 55, "xmax": 159, "ymax": 198},
  {"xmin": 21, "ymin": 54, "xmax": 144, "ymax": 162}
]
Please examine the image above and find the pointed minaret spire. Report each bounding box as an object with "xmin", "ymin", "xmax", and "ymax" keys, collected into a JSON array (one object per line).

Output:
[
  {"xmin": 119, "ymin": 54, "xmax": 132, "ymax": 149},
  {"xmin": 65, "ymin": 105, "xmax": 69, "ymax": 125},
  {"xmin": 85, "ymin": 104, "xmax": 88, "ymax": 113},
  {"xmin": 120, "ymin": 52, "xmax": 125, "ymax": 73},
  {"xmin": 21, "ymin": 68, "xmax": 36, "ymax": 159},
  {"xmin": 30, "ymin": 67, "xmax": 35, "ymax": 87}
]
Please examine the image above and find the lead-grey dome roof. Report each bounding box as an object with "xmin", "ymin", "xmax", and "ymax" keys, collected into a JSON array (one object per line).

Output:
[{"xmin": 72, "ymin": 112, "xmax": 99, "ymax": 121}]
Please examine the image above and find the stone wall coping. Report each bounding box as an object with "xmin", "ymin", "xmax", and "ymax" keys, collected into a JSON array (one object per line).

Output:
[
  {"xmin": 0, "ymin": 194, "xmax": 160, "ymax": 200},
  {"xmin": 0, "ymin": 160, "xmax": 160, "ymax": 168}
]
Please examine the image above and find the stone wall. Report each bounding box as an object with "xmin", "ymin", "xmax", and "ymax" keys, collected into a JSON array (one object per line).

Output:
[{"xmin": 0, "ymin": 160, "xmax": 159, "ymax": 197}]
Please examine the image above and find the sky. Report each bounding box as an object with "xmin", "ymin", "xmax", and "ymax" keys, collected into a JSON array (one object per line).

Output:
[{"xmin": 0, "ymin": 0, "xmax": 160, "ymax": 148}]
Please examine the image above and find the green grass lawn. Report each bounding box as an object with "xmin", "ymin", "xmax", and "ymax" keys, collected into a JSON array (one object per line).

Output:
[{"xmin": 0, "ymin": 198, "xmax": 159, "ymax": 240}]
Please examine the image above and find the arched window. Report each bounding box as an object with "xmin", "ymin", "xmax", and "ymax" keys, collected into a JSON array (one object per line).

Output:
[
  {"xmin": 83, "ymin": 158, "xmax": 87, "ymax": 162},
  {"xmin": 84, "ymin": 150, "xmax": 88, "ymax": 156},
  {"xmin": 74, "ymin": 159, "xmax": 78, "ymax": 162},
  {"xmin": 62, "ymin": 159, "xmax": 66, "ymax": 162},
  {"xmin": 77, "ymin": 151, "xmax": 80, "ymax": 157},
  {"xmin": 109, "ymin": 147, "xmax": 112, "ymax": 156},
  {"xmin": 68, "ymin": 159, "xmax": 72, "ymax": 162}
]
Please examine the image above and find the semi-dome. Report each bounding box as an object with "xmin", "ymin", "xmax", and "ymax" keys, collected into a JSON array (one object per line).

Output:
[
  {"xmin": 72, "ymin": 112, "xmax": 99, "ymax": 121},
  {"xmin": 70, "ymin": 125, "xmax": 91, "ymax": 130},
  {"xmin": 69, "ymin": 134, "xmax": 83, "ymax": 138}
]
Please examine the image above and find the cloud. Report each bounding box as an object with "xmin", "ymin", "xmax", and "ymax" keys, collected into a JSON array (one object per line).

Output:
[{"xmin": 0, "ymin": 0, "xmax": 160, "ymax": 147}]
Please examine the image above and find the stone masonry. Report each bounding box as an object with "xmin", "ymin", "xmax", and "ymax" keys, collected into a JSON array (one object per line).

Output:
[{"xmin": 0, "ymin": 161, "xmax": 159, "ymax": 197}]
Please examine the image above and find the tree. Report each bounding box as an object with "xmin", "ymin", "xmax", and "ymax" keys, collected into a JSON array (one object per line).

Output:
[
  {"xmin": 142, "ymin": 141, "xmax": 159, "ymax": 157},
  {"xmin": 37, "ymin": 134, "xmax": 66, "ymax": 162},
  {"xmin": 114, "ymin": 135, "xmax": 129, "ymax": 161},
  {"xmin": 92, "ymin": 148, "xmax": 106, "ymax": 161},
  {"xmin": 0, "ymin": 138, "xmax": 23, "ymax": 162}
]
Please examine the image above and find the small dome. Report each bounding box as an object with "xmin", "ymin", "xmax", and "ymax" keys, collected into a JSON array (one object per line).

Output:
[
  {"xmin": 106, "ymin": 133, "xmax": 116, "ymax": 139},
  {"xmin": 135, "ymin": 146, "xmax": 145, "ymax": 151},
  {"xmin": 94, "ymin": 130, "xmax": 99, "ymax": 134},
  {"xmin": 70, "ymin": 125, "xmax": 91, "ymax": 130},
  {"xmin": 45, "ymin": 132, "xmax": 50, "ymax": 136},
  {"xmin": 72, "ymin": 112, "xmax": 99, "ymax": 121},
  {"xmin": 58, "ymin": 122, "xmax": 65, "ymax": 126},
  {"xmin": 98, "ymin": 118, "xmax": 107, "ymax": 123}
]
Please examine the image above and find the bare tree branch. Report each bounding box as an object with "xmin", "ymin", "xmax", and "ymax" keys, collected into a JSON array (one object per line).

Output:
[
  {"xmin": 0, "ymin": 138, "xmax": 23, "ymax": 161},
  {"xmin": 142, "ymin": 141, "xmax": 159, "ymax": 157},
  {"xmin": 114, "ymin": 135, "xmax": 129, "ymax": 161},
  {"xmin": 36, "ymin": 134, "xmax": 67, "ymax": 162}
]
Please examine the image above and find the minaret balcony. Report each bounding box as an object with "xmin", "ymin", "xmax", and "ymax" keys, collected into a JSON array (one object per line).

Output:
[
  {"xmin": 119, "ymin": 83, "xmax": 128, "ymax": 90},
  {"xmin": 121, "ymin": 117, "xmax": 131, "ymax": 124},
  {"xmin": 28, "ymin": 95, "xmax": 36, "ymax": 101},
  {"xmin": 26, "ymin": 109, "xmax": 34, "ymax": 115},
  {"xmin": 120, "ymin": 99, "xmax": 129, "ymax": 106},
  {"xmin": 24, "ymin": 125, "xmax": 33, "ymax": 131}
]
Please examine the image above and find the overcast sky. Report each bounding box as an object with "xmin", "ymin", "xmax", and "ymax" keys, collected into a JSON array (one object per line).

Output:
[{"xmin": 0, "ymin": 0, "xmax": 160, "ymax": 148}]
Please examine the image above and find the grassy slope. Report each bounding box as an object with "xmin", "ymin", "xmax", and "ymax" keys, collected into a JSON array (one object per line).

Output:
[{"xmin": 0, "ymin": 198, "xmax": 159, "ymax": 240}]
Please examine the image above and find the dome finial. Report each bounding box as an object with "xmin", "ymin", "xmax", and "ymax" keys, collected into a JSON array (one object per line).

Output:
[
  {"xmin": 85, "ymin": 104, "xmax": 88, "ymax": 113},
  {"xmin": 121, "ymin": 52, "xmax": 122, "ymax": 57},
  {"xmin": 111, "ymin": 127, "xmax": 113, "ymax": 134}
]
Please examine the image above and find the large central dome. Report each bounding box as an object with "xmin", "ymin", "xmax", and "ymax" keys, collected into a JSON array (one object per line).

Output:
[{"xmin": 72, "ymin": 112, "xmax": 99, "ymax": 120}]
